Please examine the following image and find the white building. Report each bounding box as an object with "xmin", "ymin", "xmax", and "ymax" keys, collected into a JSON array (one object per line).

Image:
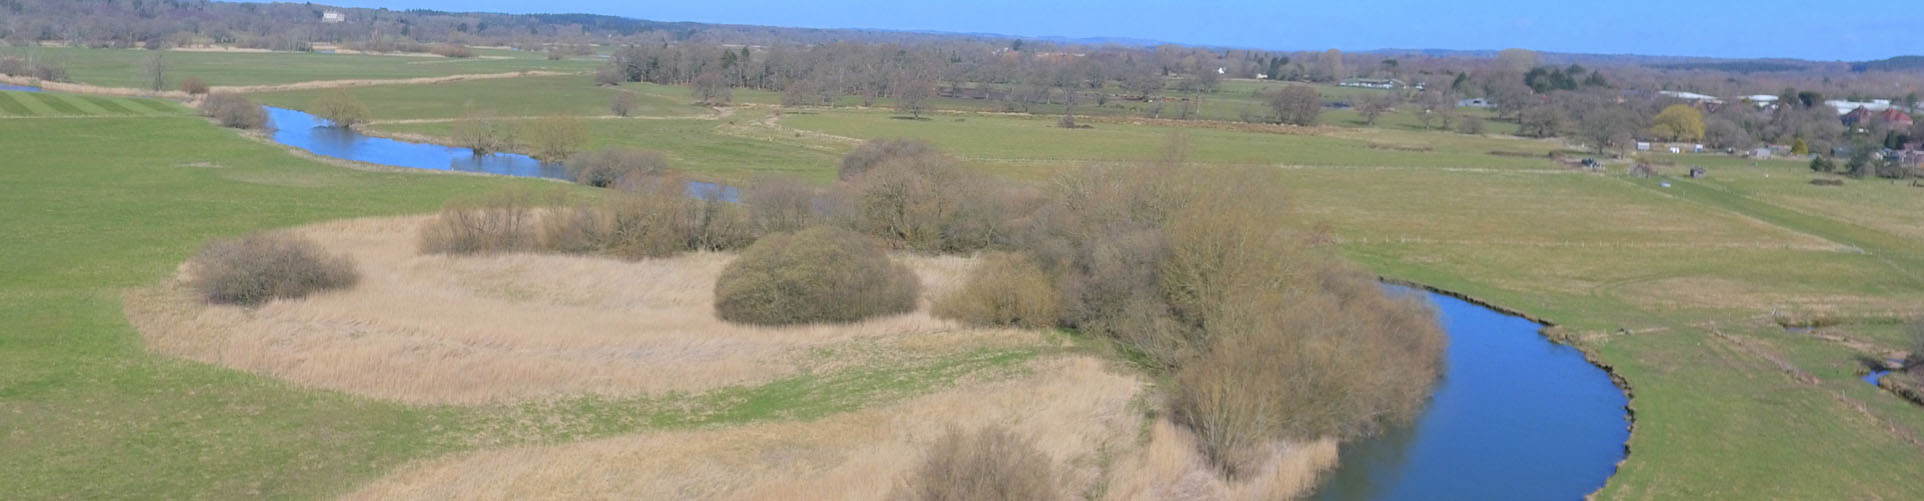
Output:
[
  {"xmin": 1825, "ymin": 99, "xmax": 1894, "ymax": 115},
  {"xmin": 322, "ymin": 11, "xmax": 346, "ymax": 23},
  {"xmin": 1659, "ymin": 90, "xmax": 1723, "ymax": 104}
]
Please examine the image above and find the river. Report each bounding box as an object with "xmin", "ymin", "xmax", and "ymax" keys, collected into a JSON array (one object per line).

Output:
[
  {"xmin": 1312, "ymin": 288, "xmax": 1630, "ymax": 500},
  {"xmin": 263, "ymin": 106, "xmax": 739, "ymax": 201}
]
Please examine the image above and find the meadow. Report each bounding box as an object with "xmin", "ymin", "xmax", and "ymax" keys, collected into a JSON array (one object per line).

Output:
[
  {"xmin": 3, "ymin": 48, "xmax": 1924, "ymax": 499},
  {"xmin": 0, "ymin": 89, "xmax": 185, "ymax": 117},
  {"xmin": 0, "ymin": 46, "xmax": 600, "ymax": 88}
]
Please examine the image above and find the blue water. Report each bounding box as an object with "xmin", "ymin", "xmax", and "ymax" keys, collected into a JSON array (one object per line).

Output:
[
  {"xmin": 1865, "ymin": 370, "xmax": 1891, "ymax": 386},
  {"xmin": 0, "ymin": 83, "xmax": 43, "ymax": 92},
  {"xmin": 1313, "ymin": 289, "xmax": 1631, "ymax": 500},
  {"xmin": 263, "ymin": 106, "xmax": 740, "ymax": 201}
]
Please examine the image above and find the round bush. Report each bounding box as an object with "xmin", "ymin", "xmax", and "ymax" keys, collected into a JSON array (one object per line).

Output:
[
  {"xmin": 714, "ymin": 226, "xmax": 919, "ymax": 325},
  {"xmin": 188, "ymin": 233, "xmax": 359, "ymax": 306}
]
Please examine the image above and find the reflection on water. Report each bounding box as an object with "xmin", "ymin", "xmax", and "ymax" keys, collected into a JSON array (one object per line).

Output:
[
  {"xmin": 265, "ymin": 106, "xmax": 740, "ymax": 201},
  {"xmin": 1312, "ymin": 288, "xmax": 1630, "ymax": 500},
  {"xmin": 0, "ymin": 83, "xmax": 44, "ymax": 92}
]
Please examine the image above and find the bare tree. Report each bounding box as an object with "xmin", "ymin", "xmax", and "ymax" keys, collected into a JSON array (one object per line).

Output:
[
  {"xmin": 691, "ymin": 69, "xmax": 732, "ymax": 105},
  {"xmin": 894, "ymin": 73, "xmax": 937, "ymax": 119},
  {"xmin": 1266, "ymin": 84, "xmax": 1322, "ymax": 126},
  {"xmin": 1358, "ymin": 93, "xmax": 1394, "ymax": 126},
  {"xmin": 140, "ymin": 51, "xmax": 167, "ymax": 92}
]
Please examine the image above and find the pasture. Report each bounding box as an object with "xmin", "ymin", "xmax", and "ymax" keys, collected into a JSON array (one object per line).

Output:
[
  {"xmin": 3, "ymin": 47, "xmax": 1924, "ymax": 499},
  {"xmin": 0, "ymin": 46, "xmax": 600, "ymax": 88},
  {"xmin": 0, "ymin": 89, "xmax": 185, "ymax": 117}
]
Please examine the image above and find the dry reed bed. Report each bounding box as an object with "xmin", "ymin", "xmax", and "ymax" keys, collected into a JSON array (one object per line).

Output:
[
  {"xmin": 124, "ymin": 215, "xmax": 1044, "ymax": 405},
  {"xmin": 345, "ymin": 355, "xmax": 1337, "ymax": 500}
]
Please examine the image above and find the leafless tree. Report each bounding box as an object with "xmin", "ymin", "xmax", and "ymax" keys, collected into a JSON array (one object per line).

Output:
[
  {"xmin": 139, "ymin": 51, "xmax": 167, "ymax": 91},
  {"xmin": 691, "ymin": 69, "xmax": 731, "ymax": 105},
  {"xmin": 1267, "ymin": 85, "xmax": 1322, "ymax": 126}
]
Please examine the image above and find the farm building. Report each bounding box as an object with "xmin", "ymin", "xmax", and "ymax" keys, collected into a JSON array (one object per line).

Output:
[
  {"xmin": 1457, "ymin": 97, "xmax": 1493, "ymax": 108},
  {"xmin": 1340, "ymin": 78, "xmax": 1404, "ymax": 89},
  {"xmin": 322, "ymin": 11, "xmax": 346, "ymax": 23}
]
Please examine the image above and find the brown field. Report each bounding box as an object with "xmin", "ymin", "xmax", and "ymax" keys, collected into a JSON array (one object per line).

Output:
[
  {"xmin": 123, "ymin": 215, "xmax": 1048, "ymax": 405},
  {"xmin": 346, "ymin": 355, "xmax": 1336, "ymax": 500}
]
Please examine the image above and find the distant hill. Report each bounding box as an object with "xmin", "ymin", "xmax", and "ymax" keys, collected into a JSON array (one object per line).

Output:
[
  {"xmin": 1645, "ymin": 60, "xmax": 1812, "ymax": 73},
  {"xmin": 1852, "ymin": 56, "xmax": 1924, "ymax": 72}
]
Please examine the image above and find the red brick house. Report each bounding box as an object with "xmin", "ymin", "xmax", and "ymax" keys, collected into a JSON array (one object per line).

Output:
[{"xmin": 1876, "ymin": 108, "xmax": 1914, "ymax": 128}]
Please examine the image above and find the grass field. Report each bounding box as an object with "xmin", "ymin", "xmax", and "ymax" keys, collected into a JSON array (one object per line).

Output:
[
  {"xmin": 4, "ymin": 49, "xmax": 1924, "ymax": 499},
  {"xmin": 250, "ymin": 77, "xmax": 703, "ymax": 121},
  {"xmin": 0, "ymin": 89, "xmax": 185, "ymax": 117},
  {"xmin": 0, "ymin": 47, "xmax": 600, "ymax": 88}
]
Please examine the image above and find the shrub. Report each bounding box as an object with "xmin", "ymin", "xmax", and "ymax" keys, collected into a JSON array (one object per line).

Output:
[
  {"xmin": 934, "ymin": 252, "xmax": 1059, "ymax": 328},
  {"xmin": 0, "ymin": 56, "xmax": 21, "ymax": 76},
  {"xmin": 1170, "ymin": 269, "xmax": 1444, "ymax": 476},
  {"xmin": 610, "ymin": 90, "xmax": 638, "ymax": 116},
  {"xmin": 837, "ymin": 142, "xmax": 1032, "ymax": 253},
  {"xmin": 198, "ymin": 93, "xmax": 266, "ymax": 129},
  {"xmin": 538, "ymin": 177, "xmax": 755, "ymax": 259},
  {"xmin": 179, "ymin": 76, "xmax": 209, "ymax": 95},
  {"xmin": 742, "ymin": 175, "xmax": 821, "ymax": 234},
  {"xmin": 714, "ymin": 226, "xmax": 919, "ymax": 325},
  {"xmin": 525, "ymin": 115, "xmax": 588, "ymax": 162},
  {"xmin": 310, "ymin": 88, "xmax": 369, "ymax": 128},
  {"xmin": 430, "ymin": 44, "xmax": 475, "ymax": 58},
  {"xmin": 839, "ymin": 138, "xmax": 939, "ymax": 181},
  {"xmin": 1906, "ymin": 318, "xmax": 1924, "ymax": 370},
  {"xmin": 889, "ymin": 426, "xmax": 1060, "ymax": 501},
  {"xmin": 418, "ymin": 188, "xmax": 548, "ymax": 255},
  {"xmin": 566, "ymin": 148, "xmax": 669, "ymax": 188},
  {"xmin": 1009, "ymin": 149, "xmax": 1446, "ymax": 477},
  {"xmin": 593, "ymin": 65, "xmax": 625, "ymax": 86},
  {"xmin": 188, "ymin": 233, "xmax": 358, "ymax": 306},
  {"xmin": 451, "ymin": 111, "xmax": 518, "ymax": 155},
  {"xmin": 1458, "ymin": 115, "xmax": 1486, "ymax": 135}
]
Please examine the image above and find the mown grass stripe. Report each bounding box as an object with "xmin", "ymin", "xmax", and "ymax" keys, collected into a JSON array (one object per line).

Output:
[
  {"xmin": 125, "ymin": 97, "xmax": 181, "ymax": 114},
  {"xmin": 28, "ymin": 93, "xmax": 84, "ymax": 115},
  {"xmin": 0, "ymin": 92, "xmax": 33, "ymax": 116},
  {"xmin": 82, "ymin": 96, "xmax": 137, "ymax": 115}
]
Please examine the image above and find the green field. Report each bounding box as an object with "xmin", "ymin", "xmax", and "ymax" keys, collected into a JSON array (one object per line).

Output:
[
  {"xmin": 0, "ymin": 47, "xmax": 600, "ymax": 88},
  {"xmin": 0, "ymin": 90, "xmax": 185, "ymax": 117},
  {"xmin": 4, "ymin": 49, "xmax": 1924, "ymax": 499},
  {"xmin": 250, "ymin": 77, "xmax": 704, "ymax": 121}
]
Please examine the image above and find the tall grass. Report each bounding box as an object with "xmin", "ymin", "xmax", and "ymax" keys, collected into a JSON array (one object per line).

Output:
[
  {"xmin": 933, "ymin": 252, "xmax": 1060, "ymax": 328},
  {"xmin": 891, "ymin": 426, "xmax": 1061, "ymax": 501}
]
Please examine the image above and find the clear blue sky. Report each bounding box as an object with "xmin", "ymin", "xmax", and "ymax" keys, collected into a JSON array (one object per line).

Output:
[{"xmin": 260, "ymin": 0, "xmax": 1917, "ymax": 61}]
